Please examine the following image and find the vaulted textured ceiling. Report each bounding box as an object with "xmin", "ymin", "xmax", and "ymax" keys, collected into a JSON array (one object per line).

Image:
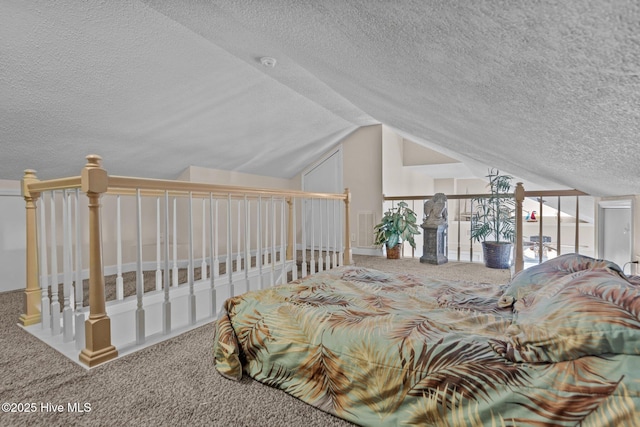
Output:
[{"xmin": 1, "ymin": 0, "xmax": 639, "ymax": 196}]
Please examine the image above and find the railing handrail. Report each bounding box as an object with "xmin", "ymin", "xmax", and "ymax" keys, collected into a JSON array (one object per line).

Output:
[
  {"xmin": 383, "ymin": 188, "xmax": 588, "ymax": 201},
  {"xmin": 26, "ymin": 175, "xmax": 347, "ymax": 201}
]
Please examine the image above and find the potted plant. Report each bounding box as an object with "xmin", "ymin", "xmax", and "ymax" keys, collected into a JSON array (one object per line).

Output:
[
  {"xmin": 374, "ymin": 201, "xmax": 420, "ymax": 259},
  {"xmin": 470, "ymin": 169, "xmax": 515, "ymax": 269}
]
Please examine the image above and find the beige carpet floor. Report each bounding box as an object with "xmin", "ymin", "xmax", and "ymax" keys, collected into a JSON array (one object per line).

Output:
[{"xmin": 0, "ymin": 255, "xmax": 510, "ymax": 427}]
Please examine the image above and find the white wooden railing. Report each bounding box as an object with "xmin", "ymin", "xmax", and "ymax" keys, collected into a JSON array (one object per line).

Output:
[{"xmin": 20, "ymin": 155, "xmax": 352, "ymax": 367}]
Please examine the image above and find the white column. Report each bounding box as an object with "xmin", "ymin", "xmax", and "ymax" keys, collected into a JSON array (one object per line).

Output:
[
  {"xmin": 115, "ymin": 195, "xmax": 124, "ymax": 300},
  {"xmin": 50, "ymin": 191, "xmax": 60, "ymax": 335},
  {"xmin": 135, "ymin": 189, "xmax": 145, "ymax": 344},
  {"xmin": 38, "ymin": 194, "xmax": 51, "ymax": 330}
]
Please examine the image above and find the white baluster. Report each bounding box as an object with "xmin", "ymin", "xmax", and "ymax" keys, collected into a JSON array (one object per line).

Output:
[
  {"xmin": 135, "ymin": 189, "xmax": 145, "ymax": 344},
  {"xmin": 227, "ymin": 195, "xmax": 234, "ymax": 296},
  {"xmin": 50, "ymin": 191, "xmax": 60, "ymax": 335},
  {"xmin": 325, "ymin": 199, "xmax": 331, "ymax": 270},
  {"xmin": 280, "ymin": 198, "xmax": 285, "ymax": 284},
  {"xmin": 213, "ymin": 199, "xmax": 219, "ymax": 278},
  {"xmin": 38, "ymin": 195, "xmax": 51, "ymax": 330},
  {"xmin": 244, "ymin": 196, "xmax": 250, "ymax": 289},
  {"xmin": 310, "ymin": 198, "xmax": 315, "ymax": 275},
  {"xmin": 201, "ymin": 198, "xmax": 207, "ymax": 281},
  {"xmin": 263, "ymin": 199, "xmax": 269, "ymax": 266},
  {"xmin": 270, "ymin": 196, "xmax": 276, "ymax": 286},
  {"xmin": 115, "ymin": 195, "xmax": 124, "ymax": 300},
  {"xmin": 236, "ymin": 198, "xmax": 242, "ymax": 273},
  {"xmin": 155, "ymin": 197, "xmax": 162, "ymax": 291},
  {"xmin": 188, "ymin": 192, "xmax": 195, "ymax": 324},
  {"xmin": 339, "ymin": 197, "xmax": 344, "ymax": 267},
  {"xmin": 332, "ymin": 199, "xmax": 338, "ymax": 268},
  {"xmin": 172, "ymin": 197, "xmax": 178, "ymax": 287},
  {"xmin": 163, "ymin": 191, "xmax": 171, "ymax": 334},
  {"xmin": 62, "ymin": 190, "xmax": 73, "ymax": 342},
  {"xmin": 301, "ymin": 198, "xmax": 307, "ymax": 278},
  {"xmin": 208, "ymin": 193, "xmax": 216, "ymax": 317},
  {"xmin": 74, "ymin": 189, "xmax": 84, "ymax": 350},
  {"xmin": 257, "ymin": 196, "xmax": 264, "ymax": 289},
  {"xmin": 318, "ymin": 199, "xmax": 323, "ymax": 273},
  {"xmin": 292, "ymin": 198, "xmax": 298, "ymax": 281}
]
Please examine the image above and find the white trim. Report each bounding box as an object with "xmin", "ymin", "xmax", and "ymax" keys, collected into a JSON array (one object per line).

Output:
[{"xmin": 0, "ymin": 189, "xmax": 21, "ymax": 196}]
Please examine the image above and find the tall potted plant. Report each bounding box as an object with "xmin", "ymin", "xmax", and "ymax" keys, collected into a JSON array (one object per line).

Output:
[
  {"xmin": 471, "ymin": 169, "xmax": 515, "ymax": 269},
  {"xmin": 374, "ymin": 201, "xmax": 420, "ymax": 259}
]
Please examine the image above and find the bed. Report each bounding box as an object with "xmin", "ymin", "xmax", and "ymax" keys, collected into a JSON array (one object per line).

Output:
[{"xmin": 213, "ymin": 253, "xmax": 640, "ymax": 426}]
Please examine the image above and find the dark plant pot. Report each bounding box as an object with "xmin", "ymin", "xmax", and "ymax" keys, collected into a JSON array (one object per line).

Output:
[
  {"xmin": 386, "ymin": 243, "xmax": 401, "ymax": 259},
  {"xmin": 482, "ymin": 241, "xmax": 513, "ymax": 269}
]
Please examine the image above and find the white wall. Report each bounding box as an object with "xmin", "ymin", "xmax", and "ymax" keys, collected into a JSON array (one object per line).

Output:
[{"xmin": 0, "ymin": 180, "xmax": 25, "ymax": 292}]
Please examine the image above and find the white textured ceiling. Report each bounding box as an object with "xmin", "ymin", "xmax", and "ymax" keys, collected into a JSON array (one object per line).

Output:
[{"xmin": 1, "ymin": 0, "xmax": 639, "ymax": 196}]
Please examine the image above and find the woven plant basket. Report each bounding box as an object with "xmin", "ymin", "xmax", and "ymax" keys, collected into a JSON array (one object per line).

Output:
[
  {"xmin": 386, "ymin": 244, "xmax": 402, "ymax": 259},
  {"xmin": 482, "ymin": 241, "xmax": 513, "ymax": 269}
]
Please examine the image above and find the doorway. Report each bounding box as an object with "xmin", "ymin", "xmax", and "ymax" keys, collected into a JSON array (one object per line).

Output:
[{"xmin": 598, "ymin": 199, "xmax": 633, "ymax": 272}]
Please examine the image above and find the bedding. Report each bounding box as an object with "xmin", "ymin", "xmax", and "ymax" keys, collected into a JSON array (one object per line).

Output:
[{"xmin": 213, "ymin": 254, "xmax": 640, "ymax": 426}]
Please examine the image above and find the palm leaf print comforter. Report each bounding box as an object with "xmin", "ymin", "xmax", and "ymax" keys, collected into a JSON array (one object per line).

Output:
[{"xmin": 214, "ymin": 254, "xmax": 640, "ymax": 426}]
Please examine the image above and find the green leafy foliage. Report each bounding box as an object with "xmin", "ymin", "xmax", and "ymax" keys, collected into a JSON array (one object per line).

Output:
[
  {"xmin": 471, "ymin": 169, "xmax": 515, "ymax": 243},
  {"xmin": 373, "ymin": 201, "xmax": 421, "ymax": 249}
]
